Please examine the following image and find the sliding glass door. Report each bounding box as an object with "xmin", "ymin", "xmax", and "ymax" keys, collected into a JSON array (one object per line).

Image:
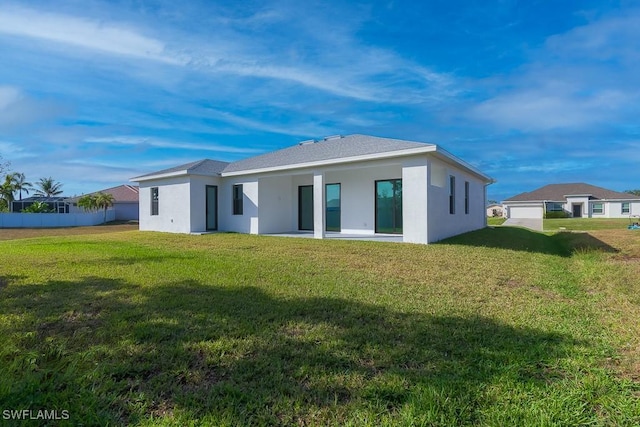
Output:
[
  {"xmin": 375, "ymin": 179, "xmax": 402, "ymax": 234},
  {"xmin": 298, "ymin": 185, "xmax": 314, "ymax": 231},
  {"xmin": 206, "ymin": 185, "xmax": 218, "ymax": 231}
]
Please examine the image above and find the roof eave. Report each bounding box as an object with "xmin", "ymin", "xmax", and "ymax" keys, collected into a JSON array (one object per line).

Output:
[
  {"xmin": 131, "ymin": 170, "xmax": 189, "ymax": 182},
  {"xmin": 131, "ymin": 170, "xmax": 223, "ymax": 182},
  {"xmin": 432, "ymin": 147, "xmax": 493, "ymax": 184},
  {"xmin": 221, "ymin": 146, "xmax": 438, "ymax": 177}
]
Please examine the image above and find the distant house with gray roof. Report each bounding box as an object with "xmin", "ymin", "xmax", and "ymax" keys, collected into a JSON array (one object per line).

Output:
[
  {"xmin": 503, "ymin": 183, "xmax": 640, "ymax": 219},
  {"xmin": 131, "ymin": 134, "xmax": 493, "ymax": 244}
]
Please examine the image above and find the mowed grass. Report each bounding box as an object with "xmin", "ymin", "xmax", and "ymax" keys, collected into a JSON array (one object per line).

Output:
[
  {"xmin": 544, "ymin": 217, "xmax": 633, "ymax": 231},
  {"xmin": 486, "ymin": 217, "xmax": 506, "ymax": 226},
  {"xmin": 1, "ymin": 228, "xmax": 639, "ymax": 425}
]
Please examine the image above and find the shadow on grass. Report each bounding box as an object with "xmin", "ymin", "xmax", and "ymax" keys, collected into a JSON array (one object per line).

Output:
[
  {"xmin": 0, "ymin": 277, "xmax": 584, "ymax": 425},
  {"xmin": 441, "ymin": 226, "xmax": 618, "ymax": 256}
]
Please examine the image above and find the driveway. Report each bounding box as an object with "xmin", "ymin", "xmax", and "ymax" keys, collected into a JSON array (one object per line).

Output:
[{"xmin": 502, "ymin": 218, "xmax": 543, "ymax": 232}]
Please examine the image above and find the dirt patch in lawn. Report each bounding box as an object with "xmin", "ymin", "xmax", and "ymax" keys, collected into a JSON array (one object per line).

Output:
[{"xmin": 0, "ymin": 222, "xmax": 138, "ymax": 241}]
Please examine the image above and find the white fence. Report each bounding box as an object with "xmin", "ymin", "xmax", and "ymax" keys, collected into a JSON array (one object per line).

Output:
[{"xmin": 0, "ymin": 210, "xmax": 116, "ymax": 228}]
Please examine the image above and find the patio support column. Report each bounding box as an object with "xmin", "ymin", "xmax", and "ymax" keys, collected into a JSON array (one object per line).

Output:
[
  {"xmin": 313, "ymin": 171, "xmax": 325, "ymax": 239},
  {"xmin": 402, "ymin": 159, "xmax": 429, "ymax": 244}
]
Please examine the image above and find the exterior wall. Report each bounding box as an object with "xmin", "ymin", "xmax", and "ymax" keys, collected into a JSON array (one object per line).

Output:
[
  {"xmin": 257, "ymin": 175, "xmax": 293, "ymax": 234},
  {"xmin": 0, "ymin": 210, "xmax": 115, "ymax": 228},
  {"xmin": 506, "ymin": 204, "xmax": 544, "ymax": 219},
  {"xmin": 325, "ymin": 163, "xmax": 402, "ymax": 234},
  {"xmin": 564, "ymin": 196, "xmax": 589, "ymax": 218},
  {"xmin": 188, "ymin": 175, "xmax": 222, "ymax": 232},
  {"xmin": 505, "ymin": 200, "xmax": 640, "ymax": 219},
  {"xmin": 135, "ymin": 153, "xmax": 491, "ymax": 243},
  {"xmin": 592, "ymin": 200, "xmax": 640, "ymax": 218},
  {"xmin": 402, "ymin": 158, "xmax": 429, "ymax": 243},
  {"xmin": 291, "ymin": 174, "xmax": 314, "ymax": 231},
  {"xmin": 219, "ymin": 177, "xmax": 259, "ymax": 234},
  {"xmin": 426, "ymin": 157, "xmax": 487, "ymax": 243},
  {"xmin": 114, "ymin": 202, "xmax": 139, "ymax": 221},
  {"xmin": 139, "ymin": 177, "xmax": 192, "ymax": 233}
]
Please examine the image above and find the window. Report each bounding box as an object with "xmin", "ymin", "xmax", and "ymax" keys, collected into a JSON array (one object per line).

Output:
[
  {"xmin": 592, "ymin": 202, "xmax": 604, "ymax": 214},
  {"xmin": 326, "ymin": 183, "xmax": 341, "ymax": 232},
  {"xmin": 375, "ymin": 179, "xmax": 402, "ymax": 234},
  {"xmin": 464, "ymin": 181, "xmax": 470, "ymax": 214},
  {"xmin": 151, "ymin": 187, "xmax": 159, "ymax": 216},
  {"xmin": 622, "ymin": 202, "xmax": 630, "ymax": 214},
  {"xmin": 546, "ymin": 202, "xmax": 564, "ymax": 212},
  {"xmin": 232, "ymin": 184, "xmax": 243, "ymax": 215},
  {"xmin": 449, "ymin": 176, "xmax": 456, "ymax": 214}
]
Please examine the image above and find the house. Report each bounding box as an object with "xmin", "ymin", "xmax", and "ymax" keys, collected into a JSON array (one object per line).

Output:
[
  {"xmin": 11, "ymin": 196, "xmax": 70, "ymax": 213},
  {"xmin": 131, "ymin": 134, "xmax": 493, "ymax": 244},
  {"xmin": 486, "ymin": 203, "xmax": 505, "ymax": 218},
  {"xmin": 69, "ymin": 185, "xmax": 140, "ymax": 221},
  {"xmin": 503, "ymin": 183, "xmax": 640, "ymax": 219}
]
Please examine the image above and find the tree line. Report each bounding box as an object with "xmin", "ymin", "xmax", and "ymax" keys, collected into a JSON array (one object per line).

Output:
[
  {"xmin": 0, "ymin": 154, "xmax": 114, "ymax": 218},
  {"xmin": 0, "ymin": 171, "xmax": 64, "ymax": 213}
]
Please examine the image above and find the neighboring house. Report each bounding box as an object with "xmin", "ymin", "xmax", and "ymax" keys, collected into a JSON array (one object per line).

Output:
[
  {"xmin": 503, "ymin": 183, "xmax": 640, "ymax": 219},
  {"xmin": 11, "ymin": 197, "xmax": 70, "ymax": 213},
  {"xmin": 131, "ymin": 134, "xmax": 493, "ymax": 244},
  {"xmin": 69, "ymin": 185, "xmax": 140, "ymax": 221},
  {"xmin": 486, "ymin": 203, "xmax": 505, "ymax": 218}
]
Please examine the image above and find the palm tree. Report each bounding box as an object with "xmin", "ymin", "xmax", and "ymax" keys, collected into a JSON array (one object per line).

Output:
[
  {"xmin": 10, "ymin": 172, "xmax": 33, "ymax": 200},
  {"xmin": 94, "ymin": 192, "xmax": 115, "ymax": 223},
  {"xmin": 34, "ymin": 177, "xmax": 63, "ymax": 198},
  {"xmin": 0, "ymin": 175, "xmax": 16, "ymax": 205},
  {"xmin": 77, "ymin": 194, "xmax": 98, "ymax": 212}
]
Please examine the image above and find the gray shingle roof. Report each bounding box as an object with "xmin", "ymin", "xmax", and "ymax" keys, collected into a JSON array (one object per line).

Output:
[
  {"xmin": 134, "ymin": 159, "xmax": 230, "ymax": 180},
  {"xmin": 222, "ymin": 134, "xmax": 434, "ymax": 173},
  {"xmin": 505, "ymin": 183, "xmax": 639, "ymax": 202}
]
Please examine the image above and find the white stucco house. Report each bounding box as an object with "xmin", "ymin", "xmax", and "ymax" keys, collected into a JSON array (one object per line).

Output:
[
  {"xmin": 503, "ymin": 183, "xmax": 640, "ymax": 219},
  {"xmin": 486, "ymin": 203, "xmax": 505, "ymax": 218},
  {"xmin": 131, "ymin": 134, "xmax": 493, "ymax": 244}
]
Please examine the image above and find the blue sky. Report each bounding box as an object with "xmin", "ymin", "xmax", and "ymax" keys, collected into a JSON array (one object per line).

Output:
[{"xmin": 1, "ymin": 0, "xmax": 638, "ymax": 201}]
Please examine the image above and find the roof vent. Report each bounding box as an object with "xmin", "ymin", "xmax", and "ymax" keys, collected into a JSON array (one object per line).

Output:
[
  {"xmin": 298, "ymin": 139, "xmax": 317, "ymax": 146},
  {"xmin": 323, "ymin": 135, "xmax": 343, "ymax": 141}
]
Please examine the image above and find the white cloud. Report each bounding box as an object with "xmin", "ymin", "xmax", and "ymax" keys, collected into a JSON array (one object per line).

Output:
[
  {"xmin": 0, "ymin": 6, "xmax": 181, "ymax": 64},
  {"xmin": 471, "ymin": 88, "xmax": 629, "ymax": 131},
  {"xmin": 83, "ymin": 136, "xmax": 263, "ymax": 154},
  {"xmin": 0, "ymin": 85, "xmax": 64, "ymax": 130},
  {"xmin": 202, "ymin": 109, "xmax": 331, "ymax": 137},
  {"xmin": 465, "ymin": 9, "xmax": 640, "ymax": 132},
  {"xmin": 0, "ymin": 4, "xmax": 456, "ymax": 105}
]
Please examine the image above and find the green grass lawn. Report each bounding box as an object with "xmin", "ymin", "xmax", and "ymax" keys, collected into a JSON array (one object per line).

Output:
[
  {"xmin": 544, "ymin": 217, "xmax": 633, "ymax": 231},
  {"xmin": 1, "ymin": 229, "xmax": 639, "ymax": 425},
  {"xmin": 487, "ymin": 217, "xmax": 506, "ymax": 226}
]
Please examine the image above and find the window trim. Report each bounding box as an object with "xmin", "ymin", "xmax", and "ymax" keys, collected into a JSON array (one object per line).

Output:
[
  {"xmin": 622, "ymin": 202, "xmax": 630, "ymax": 214},
  {"xmin": 592, "ymin": 202, "xmax": 604, "ymax": 214},
  {"xmin": 464, "ymin": 181, "xmax": 470, "ymax": 214},
  {"xmin": 546, "ymin": 202, "xmax": 564, "ymax": 212},
  {"xmin": 374, "ymin": 178, "xmax": 403, "ymax": 234},
  {"xmin": 232, "ymin": 184, "xmax": 243, "ymax": 215},
  {"xmin": 150, "ymin": 187, "xmax": 159, "ymax": 216},
  {"xmin": 325, "ymin": 183, "xmax": 341, "ymax": 232},
  {"xmin": 449, "ymin": 176, "xmax": 456, "ymax": 214}
]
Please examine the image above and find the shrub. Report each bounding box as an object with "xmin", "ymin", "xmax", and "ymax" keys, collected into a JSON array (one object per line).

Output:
[
  {"xmin": 544, "ymin": 211, "xmax": 570, "ymax": 219},
  {"xmin": 21, "ymin": 201, "xmax": 53, "ymax": 213}
]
